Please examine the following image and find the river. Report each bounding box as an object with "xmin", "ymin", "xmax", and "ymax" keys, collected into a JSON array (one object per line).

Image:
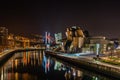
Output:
[{"xmin": 0, "ymin": 50, "xmax": 118, "ymax": 80}]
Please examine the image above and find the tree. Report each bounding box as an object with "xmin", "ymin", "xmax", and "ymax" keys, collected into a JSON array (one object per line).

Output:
[{"xmin": 107, "ymin": 43, "xmax": 114, "ymax": 57}]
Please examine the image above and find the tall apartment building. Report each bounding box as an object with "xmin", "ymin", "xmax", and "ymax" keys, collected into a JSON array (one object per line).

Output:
[{"xmin": 0, "ymin": 27, "xmax": 8, "ymax": 49}]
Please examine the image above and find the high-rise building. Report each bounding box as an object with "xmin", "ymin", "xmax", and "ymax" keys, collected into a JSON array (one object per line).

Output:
[{"xmin": 0, "ymin": 27, "xmax": 8, "ymax": 49}]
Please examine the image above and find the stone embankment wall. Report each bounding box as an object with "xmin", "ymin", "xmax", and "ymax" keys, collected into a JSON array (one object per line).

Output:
[
  {"xmin": 45, "ymin": 51, "xmax": 120, "ymax": 79},
  {"xmin": 0, "ymin": 48, "xmax": 45, "ymax": 66}
]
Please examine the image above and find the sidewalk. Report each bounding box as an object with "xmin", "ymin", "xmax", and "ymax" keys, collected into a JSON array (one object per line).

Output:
[
  {"xmin": 58, "ymin": 53, "xmax": 120, "ymax": 70},
  {"xmin": 0, "ymin": 49, "xmax": 15, "ymax": 58}
]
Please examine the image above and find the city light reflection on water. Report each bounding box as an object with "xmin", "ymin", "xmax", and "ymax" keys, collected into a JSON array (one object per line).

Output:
[{"xmin": 0, "ymin": 50, "xmax": 118, "ymax": 80}]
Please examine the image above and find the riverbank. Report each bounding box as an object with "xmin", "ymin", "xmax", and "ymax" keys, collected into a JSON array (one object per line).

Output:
[
  {"xmin": 45, "ymin": 51, "xmax": 120, "ymax": 79},
  {"xmin": 0, "ymin": 47, "xmax": 45, "ymax": 66}
]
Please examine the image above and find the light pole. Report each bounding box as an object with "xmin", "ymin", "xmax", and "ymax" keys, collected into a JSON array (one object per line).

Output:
[{"xmin": 96, "ymin": 43, "xmax": 100, "ymax": 58}]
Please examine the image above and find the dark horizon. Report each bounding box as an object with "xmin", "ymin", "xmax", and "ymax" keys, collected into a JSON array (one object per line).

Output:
[{"xmin": 0, "ymin": 1, "xmax": 120, "ymax": 38}]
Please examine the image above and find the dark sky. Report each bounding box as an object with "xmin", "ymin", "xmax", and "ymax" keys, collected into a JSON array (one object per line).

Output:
[{"xmin": 0, "ymin": 0, "xmax": 120, "ymax": 38}]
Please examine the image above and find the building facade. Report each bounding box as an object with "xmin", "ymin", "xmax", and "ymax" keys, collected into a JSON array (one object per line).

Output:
[{"xmin": 0, "ymin": 27, "xmax": 8, "ymax": 51}]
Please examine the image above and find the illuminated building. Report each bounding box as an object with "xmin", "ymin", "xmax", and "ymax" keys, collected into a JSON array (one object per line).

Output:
[
  {"xmin": 86, "ymin": 36, "xmax": 109, "ymax": 54},
  {"xmin": 0, "ymin": 27, "xmax": 8, "ymax": 50},
  {"xmin": 64, "ymin": 26, "xmax": 85, "ymax": 52},
  {"xmin": 7, "ymin": 33, "xmax": 15, "ymax": 48},
  {"xmin": 54, "ymin": 33, "xmax": 62, "ymax": 44}
]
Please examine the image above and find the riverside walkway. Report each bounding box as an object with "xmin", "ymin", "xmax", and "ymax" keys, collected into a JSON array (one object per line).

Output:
[{"xmin": 45, "ymin": 51, "xmax": 120, "ymax": 79}]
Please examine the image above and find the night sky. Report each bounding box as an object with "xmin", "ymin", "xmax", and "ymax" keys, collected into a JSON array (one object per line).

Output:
[{"xmin": 0, "ymin": 1, "xmax": 120, "ymax": 38}]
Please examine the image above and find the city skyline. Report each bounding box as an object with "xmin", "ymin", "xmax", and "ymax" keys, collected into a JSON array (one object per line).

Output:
[{"xmin": 0, "ymin": 1, "xmax": 120, "ymax": 38}]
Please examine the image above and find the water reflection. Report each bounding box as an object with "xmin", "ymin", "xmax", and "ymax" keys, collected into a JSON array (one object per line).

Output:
[{"xmin": 0, "ymin": 50, "xmax": 118, "ymax": 80}]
